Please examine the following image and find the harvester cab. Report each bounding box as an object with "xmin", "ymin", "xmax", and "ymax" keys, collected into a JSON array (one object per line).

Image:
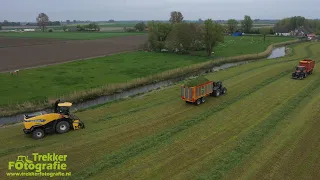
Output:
[
  {"xmin": 23, "ymin": 101, "xmax": 85, "ymax": 139},
  {"xmin": 56, "ymin": 102, "xmax": 72, "ymax": 115}
]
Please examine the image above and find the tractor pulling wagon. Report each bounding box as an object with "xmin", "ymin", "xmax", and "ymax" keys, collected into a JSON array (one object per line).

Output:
[
  {"xmin": 181, "ymin": 78, "xmax": 227, "ymax": 105},
  {"xmin": 292, "ymin": 59, "xmax": 315, "ymax": 79}
]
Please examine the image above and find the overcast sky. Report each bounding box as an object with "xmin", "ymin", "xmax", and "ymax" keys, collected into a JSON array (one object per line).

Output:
[{"xmin": 1, "ymin": 0, "xmax": 318, "ymax": 22}]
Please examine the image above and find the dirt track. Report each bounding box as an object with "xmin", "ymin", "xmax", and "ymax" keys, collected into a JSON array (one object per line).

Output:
[{"xmin": 0, "ymin": 35, "xmax": 148, "ymax": 72}]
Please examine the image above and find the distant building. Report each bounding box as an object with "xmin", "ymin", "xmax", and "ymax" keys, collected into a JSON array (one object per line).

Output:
[
  {"xmin": 275, "ymin": 33, "xmax": 291, "ymax": 36},
  {"xmin": 307, "ymin": 33, "xmax": 317, "ymax": 40},
  {"xmin": 24, "ymin": 29, "xmax": 35, "ymax": 32}
]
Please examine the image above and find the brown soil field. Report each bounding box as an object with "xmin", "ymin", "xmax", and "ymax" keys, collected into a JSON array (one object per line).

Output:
[
  {"xmin": 0, "ymin": 37, "xmax": 66, "ymax": 48},
  {"xmin": 0, "ymin": 35, "xmax": 147, "ymax": 72}
]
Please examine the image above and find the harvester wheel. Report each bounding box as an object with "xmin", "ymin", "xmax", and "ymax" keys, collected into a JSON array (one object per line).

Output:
[
  {"xmin": 299, "ymin": 76, "xmax": 303, "ymax": 80},
  {"xmin": 56, "ymin": 121, "xmax": 70, "ymax": 134},
  {"xmin": 32, "ymin": 128, "xmax": 45, "ymax": 139}
]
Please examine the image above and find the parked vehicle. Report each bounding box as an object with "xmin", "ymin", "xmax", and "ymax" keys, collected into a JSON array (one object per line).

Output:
[
  {"xmin": 181, "ymin": 80, "xmax": 227, "ymax": 105},
  {"xmin": 292, "ymin": 59, "xmax": 315, "ymax": 79}
]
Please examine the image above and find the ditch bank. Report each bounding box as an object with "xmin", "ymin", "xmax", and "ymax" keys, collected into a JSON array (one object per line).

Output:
[{"xmin": 0, "ymin": 39, "xmax": 305, "ymax": 125}]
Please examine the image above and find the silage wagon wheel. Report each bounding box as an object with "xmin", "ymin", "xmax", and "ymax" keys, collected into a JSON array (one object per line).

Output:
[
  {"xmin": 201, "ymin": 97, "xmax": 206, "ymax": 103},
  {"xmin": 196, "ymin": 99, "xmax": 201, "ymax": 105}
]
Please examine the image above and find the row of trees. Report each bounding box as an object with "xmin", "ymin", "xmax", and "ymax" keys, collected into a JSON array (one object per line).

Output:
[
  {"xmin": 1, "ymin": 20, "xmax": 21, "ymax": 26},
  {"xmin": 37, "ymin": 13, "xmax": 100, "ymax": 32},
  {"xmin": 74, "ymin": 23, "xmax": 100, "ymax": 31},
  {"xmin": 146, "ymin": 12, "xmax": 224, "ymax": 57},
  {"xmin": 274, "ymin": 16, "xmax": 320, "ymax": 33},
  {"xmin": 226, "ymin": 15, "xmax": 253, "ymax": 34}
]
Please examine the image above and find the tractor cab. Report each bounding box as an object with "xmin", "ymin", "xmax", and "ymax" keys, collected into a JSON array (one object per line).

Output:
[
  {"xmin": 213, "ymin": 81, "xmax": 223, "ymax": 89},
  {"xmin": 295, "ymin": 66, "xmax": 305, "ymax": 72},
  {"xmin": 56, "ymin": 102, "xmax": 72, "ymax": 115}
]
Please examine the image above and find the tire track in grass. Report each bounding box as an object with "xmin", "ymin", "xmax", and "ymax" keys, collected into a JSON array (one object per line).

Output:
[
  {"xmin": 67, "ymin": 68, "xmax": 293, "ymax": 180},
  {"xmin": 249, "ymin": 94, "xmax": 320, "ymax": 180},
  {"xmin": 197, "ymin": 73, "xmax": 320, "ymax": 180},
  {"xmin": 222, "ymin": 88, "xmax": 320, "ymax": 180},
  {"xmin": 103, "ymin": 72, "xmax": 310, "ymax": 180}
]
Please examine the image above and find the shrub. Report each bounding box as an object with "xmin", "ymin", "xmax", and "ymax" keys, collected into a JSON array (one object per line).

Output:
[
  {"xmin": 125, "ymin": 28, "xmax": 137, "ymax": 32},
  {"xmin": 48, "ymin": 28, "xmax": 53, "ymax": 32},
  {"xmin": 134, "ymin": 22, "xmax": 146, "ymax": 32},
  {"xmin": 62, "ymin": 25, "xmax": 68, "ymax": 32}
]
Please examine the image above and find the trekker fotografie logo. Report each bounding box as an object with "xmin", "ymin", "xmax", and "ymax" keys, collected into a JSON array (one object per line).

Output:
[{"xmin": 7, "ymin": 153, "xmax": 71, "ymax": 177}]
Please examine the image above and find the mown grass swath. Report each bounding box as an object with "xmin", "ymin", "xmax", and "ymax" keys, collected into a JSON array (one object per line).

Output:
[
  {"xmin": 198, "ymin": 70, "xmax": 320, "ymax": 180},
  {"xmin": 68, "ymin": 68, "xmax": 295, "ymax": 179},
  {"xmin": 0, "ymin": 38, "xmax": 304, "ymax": 117}
]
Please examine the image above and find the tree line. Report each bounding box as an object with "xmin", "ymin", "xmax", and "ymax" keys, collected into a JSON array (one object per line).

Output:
[
  {"xmin": 73, "ymin": 23, "xmax": 100, "ymax": 31},
  {"xmin": 274, "ymin": 16, "xmax": 320, "ymax": 33},
  {"xmin": 145, "ymin": 11, "xmax": 224, "ymax": 57},
  {"xmin": 0, "ymin": 20, "xmax": 21, "ymax": 26}
]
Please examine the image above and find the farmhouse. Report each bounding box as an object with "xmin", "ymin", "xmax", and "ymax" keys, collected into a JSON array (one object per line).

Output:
[
  {"xmin": 275, "ymin": 32, "xmax": 291, "ymax": 36},
  {"xmin": 307, "ymin": 33, "xmax": 317, "ymax": 40},
  {"xmin": 290, "ymin": 26, "xmax": 315, "ymax": 37}
]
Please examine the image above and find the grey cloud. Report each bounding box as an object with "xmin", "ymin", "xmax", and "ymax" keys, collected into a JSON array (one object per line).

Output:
[{"xmin": 0, "ymin": 0, "xmax": 318, "ymax": 21}]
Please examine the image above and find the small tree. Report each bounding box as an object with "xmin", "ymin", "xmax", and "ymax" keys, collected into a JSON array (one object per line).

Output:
[
  {"xmin": 36, "ymin": 13, "xmax": 49, "ymax": 32},
  {"xmin": 134, "ymin": 22, "xmax": 146, "ymax": 32},
  {"xmin": 62, "ymin": 25, "xmax": 68, "ymax": 32},
  {"xmin": 227, "ymin": 19, "xmax": 239, "ymax": 34},
  {"xmin": 260, "ymin": 28, "xmax": 270, "ymax": 42},
  {"xmin": 202, "ymin": 19, "xmax": 224, "ymax": 57},
  {"xmin": 169, "ymin": 11, "xmax": 184, "ymax": 24},
  {"xmin": 241, "ymin": 15, "xmax": 253, "ymax": 33},
  {"xmin": 76, "ymin": 25, "xmax": 85, "ymax": 31}
]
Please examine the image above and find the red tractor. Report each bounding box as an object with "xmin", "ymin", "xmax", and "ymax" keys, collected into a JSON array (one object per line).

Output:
[{"xmin": 292, "ymin": 59, "xmax": 315, "ymax": 79}]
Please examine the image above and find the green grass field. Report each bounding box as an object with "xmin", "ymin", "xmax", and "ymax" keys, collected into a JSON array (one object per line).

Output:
[
  {"xmin": 0, "ymin": 32, "xmax": 145, "ymax": 40},
  {"xmin": 212, "ymin": 36, "xmax": 295, "ymax": 57},
  {"xmin": 1, "ymin": 42, "xmax": 320, "ymax": 180},
  {"xmin": 0, "ymin": 36, "xmax": 296, "ymax": 107}
]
